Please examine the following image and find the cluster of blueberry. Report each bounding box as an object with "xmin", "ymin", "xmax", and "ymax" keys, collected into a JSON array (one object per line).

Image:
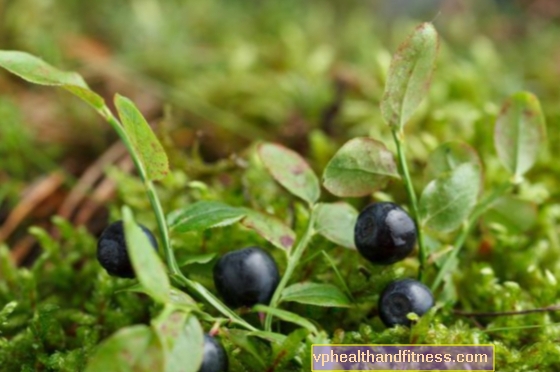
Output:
[
  {"xmin": 95, "ymin": 201, "xmax": 433, "ymax": 371},
  {"xmin": 354, "ymin": 202, "xmax": 434, "ymax": 328},
  {"xmin": 96, "ymin": 221, "xmax": 228, "ymax": 372}
]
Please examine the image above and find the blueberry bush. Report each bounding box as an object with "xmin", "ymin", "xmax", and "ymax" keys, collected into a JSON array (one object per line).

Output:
[{"xmin": 1, "ymin": 1, "xmax": 560, "ymax": 371}]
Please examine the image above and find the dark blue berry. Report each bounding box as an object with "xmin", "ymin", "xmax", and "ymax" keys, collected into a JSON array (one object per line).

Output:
[
  {"xmin": 198, "ymin": 334, "xmax": 228, "ymax": 372},
  {"xmin": 354, "ymin": 202, "xmax": 416, "ymax": 265},
  {"xmin": 378, "ymin": 278, "xmax": 434, "ymax": 327},
  {"xmin": 213, "ymin": 247, "xmax": 280, "ymax": 308},
  {"xmin": 96, "ymin": 220, "xmax": 158, "ymax": 278}
]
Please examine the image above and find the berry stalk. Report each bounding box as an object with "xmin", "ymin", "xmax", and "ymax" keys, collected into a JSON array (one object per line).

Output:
[
  {"xmin": 391, "ymin": 129, "xmax": 427, "ymax": 282},
  {"xmin": 173, "ymin": 274, "xmax": 259, "ymax": 332},
  {"xmin": 102, "ymin": 107, "xmax": 180, "ymax": 276},
  {"xmin": 264, "ymin": 210, "xmax": 316, "ymax": 332}
]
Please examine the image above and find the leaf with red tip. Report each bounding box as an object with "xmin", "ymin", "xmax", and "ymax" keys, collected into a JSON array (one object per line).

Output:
[
  {"xmin": 258, "ymin": 143, "xmax": 320, "ymax": 205},
  {"xmin": 381, "ymin": 23, "xmax": 439, "ymax": 129},
  {"xmin": 322, "ymin": 138, "xmax": 399, "ymax": 197}
]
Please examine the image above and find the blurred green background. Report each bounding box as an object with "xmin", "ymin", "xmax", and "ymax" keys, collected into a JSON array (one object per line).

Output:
[
  {"xmin": 4, "ymin": 0, "xmax": 560, "ymax": 270},
  {"xmin": 3, "ymin": 0, "xmax": 560, "ymax": 247},
  {"xmin": 1, "ymin": 0, "xmax": 559, "ymax": 169}
]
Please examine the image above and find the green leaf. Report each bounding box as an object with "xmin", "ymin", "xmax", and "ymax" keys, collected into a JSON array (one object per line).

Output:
[
  {"xmin": 280, "ymin": 282, "xmax": 350, "ymax": 308},
  {"xmin": 182, "ymin": 279, "xmax": 250, "ymax": 328},
  {"xmin": 122, "ymin": 206, "xmax": 170, "ymax": 303},
  {"xmin": 0, "ymin": 50, "xmax": 105, "ymax": 110},
  {"xmin": 226, "ymin": 330, "xmax": 267, "ymax": 368},
  {"xmin": 257, "ymin": 142, "xmax": 320, "ymax": 204},
  {"xmin": 241, "ymin": 209, "xmax": 296, "ymax": 251},
  {"xmin": 245, "ymin": 330, "xmax": 287, "ymax": 345},
  {"xmin": 380, "ymin": 23, "xmax": 439, "ymax": 129},
  {"xmin": 322, "ymin": 138, "xmax": 399, "ymax": 197},
  {"xmin": 152, "ymin": 309, "xmax": 206, "ymax": 372},
  {"xmin": 271, "ymin": 328, "xmax": 309, "ymax": 371},
  {"xmin": 424, "ymin": 141, "xmax": 482, "ymax": 182},
  {"xmin": 485, "ymin": 196, "xmax": 537, "ymax": 233},
  {"xmin": 117, "ymin": 286, "xmax": 196, "ymax": 310},
  {"xmin": 0, "ymin": 51, "xmax": 86, "ymax": 86},
  {"xmin": 153, "ymin": 308, "xmax": 189, "ymax": 352},
  {"xmin": 494, "ymin": 91, "xmax": 546, "ymax": 180},
  {"xmin": 85, "ymin": 325, "xmax": 165, "ymax": 372},
  {"xmin": 168, "ymin": 288, "xmax": 198, "ymax": 310},
  {"xmin": 313, "ymin": 202, "xmax": 358, "ymax": 249},
  {"xmin": 168, "ymin": 201, "xmax": 245, "ymax": 233},
  {"xmin": 115, "ymin": 94, "xmax": 170, "ymax": 181},
  {"xmin": 253, "ymin": 304, "xmax": 318, "ymax": 334},
  {"xmin": 419, "ymin": 163, "xmax": 481, "ymax": 232},
  {"xmin": 179, "ymin": 253, "xmax": 217, "ymax": 267}
]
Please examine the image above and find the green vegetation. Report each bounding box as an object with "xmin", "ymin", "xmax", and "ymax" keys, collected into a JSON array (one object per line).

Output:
[{"xmin": 1, "ymin": 1, "xmax": 560, "ymax": 371}]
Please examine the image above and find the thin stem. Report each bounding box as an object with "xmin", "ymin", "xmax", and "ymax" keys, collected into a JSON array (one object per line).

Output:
[
  {"xmin": 146, "ymin": 181, "xmax": 180, "ymax": 274},
  {"xmin": 321, "ymin": 250, "xmax": 355, "ymax": 302},
  {"xmin": 172, "ymin": 274, "xmax": 258, "ymax": 332},
  {"xmin": 264, "ymin": 211, "xmax": 316, "ymax": 331},
  {"xmin": 391, "ymin": 130, "xmax": 426, "ymax": 281},
  {"xmin": 103, "ymin": 109, "xmax": 179, "ymax": 275},
  {"xmin": 431, "ymin": 181, "xmax": 513, "ymax": 291}
]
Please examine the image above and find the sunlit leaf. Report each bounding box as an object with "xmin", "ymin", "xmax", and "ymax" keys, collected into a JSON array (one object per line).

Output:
[
  {"xmin": 158, "ymin": 311, "xmax": 204, "ymax": 372},
  {"xmin": 485, "ymin": 196, "xmax": 537, "ymax": 233},
  {"xmin": 168, "ymin": 288, "xmax": 198, "ymax": 310},
  {"xmin": 253, "ymin": 305, "xmax": 318, "ymax": 334},
  {"xmin": 381, "ymin": 23, "xmax": 440, "ymax": 129},
  {"xmin": 313, "ymin": 202, "xmax": 358, "ymax": 249},
  {"xmin": 122, "ymin": 206, "xmax": 170, "ymax": 303},
  {"xmin": 258, "ymin": 142, "xmax": 320, "ymax": 205},
  {"xmin": 115, "ymin": 94, "xmax": 170, "ymax": 181},
  {"xmin": 424, "ymin": 141, "xmax": 482, "ymax": 182},
  {"xmin": 168, "ymin": 201, "xmax": 245, "ymax": 233},
  {"xmin": 494, "ymin": 91, "xmax": 546, "ymax": 180},
  {"xmin": 85, "ymin": 325, "xmax": 165, "ymax": 372},
  {"xmin": 0, "ymin": 50, "xmax": 105, "ymax": 110},
  {"xmin": 322, "ymin": 138, "xmax": 399, "ymax": 197},
  {"xmin": 153, "ymin": 308, "xmax": 189, "ymax": 352},
  {"xmin": 241, "ymin": 209, "xmax": 296, "ymax": 251},
  {"xmin": 419, "ymin": 163, "xmax": 481, "ymax": 232},
  {"xmin": 180, "ymin": 253, "xmax": 217, "ymax": 267},
  {"xmin": 281, "ymin": 282, "xmax": 350, "ymax": 307}
]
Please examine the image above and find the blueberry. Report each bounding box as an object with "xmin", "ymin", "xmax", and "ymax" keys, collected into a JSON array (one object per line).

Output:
[
  {"xmin": 354, "ymin": 202, "xmax": 416, "ymax": 265},
  {"xmin": 199, "ymin": 334, "xmax": 228, "ymax": 372},
  {"xmin": 378, "ymin": 278, "xmax": 434, "ymax": 327},
  {"xmin": 96, "ymin": 220, "xmax": 158, "ymax": 278},
  {"xmin": 213, "ymin": 247, "xmax": 280, "ymax": 308}
]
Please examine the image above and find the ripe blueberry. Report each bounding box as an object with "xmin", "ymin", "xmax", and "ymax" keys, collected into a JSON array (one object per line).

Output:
[
  {"xmin": 378, "ymin": 278, "xmax": 434, "ymax": 327},
  {"xmin": 213, "ymin": 247, "xmax": 280, "ymax": 308},
  {"xmin": 199, "ymin": 334, "xmax": 228, "ymax": 372},
  {"xmin": 96, "ymin": 220, "xmax": 158, "ymax": 278},
  {"xmin": 354, "ymin": 202, "xmax": 416, "ymax": 265}
]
